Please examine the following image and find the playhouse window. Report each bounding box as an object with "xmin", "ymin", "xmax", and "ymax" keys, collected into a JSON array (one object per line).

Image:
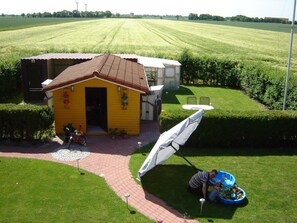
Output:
[{"xmin": 145, "ymin": 68, "xmax": 158, "ymax": 86}]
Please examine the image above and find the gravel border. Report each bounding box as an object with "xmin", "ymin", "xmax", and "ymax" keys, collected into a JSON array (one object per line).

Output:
[{"xmin": 51, "ymin": 145, "xmax": 90, "ymax": 161}]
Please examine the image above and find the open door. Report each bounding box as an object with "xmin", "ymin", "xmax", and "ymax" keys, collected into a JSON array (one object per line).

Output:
[{"xmin": 85, "ymin": 87, "xmax": 107, "ymax": 133}]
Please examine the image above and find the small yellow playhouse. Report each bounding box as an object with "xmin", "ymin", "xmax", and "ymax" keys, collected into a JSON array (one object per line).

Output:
[{"xmin": 43, "ymin": 54, "xmax": 149, "ymax": 135}]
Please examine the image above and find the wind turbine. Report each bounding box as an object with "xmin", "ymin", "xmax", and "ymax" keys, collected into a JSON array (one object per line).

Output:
[
  {"xmin": 283, "ymin": 0, "xmax": 297, "ymax": 110},
  {"xmin": 75, "ymin": 0, "xmax": 79, "ymax": 11}
]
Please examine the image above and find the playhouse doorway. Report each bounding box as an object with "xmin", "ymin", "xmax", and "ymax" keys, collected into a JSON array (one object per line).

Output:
[{"xmin": 85, "ymin": 87, "xmax": 107, "ymax": 133}]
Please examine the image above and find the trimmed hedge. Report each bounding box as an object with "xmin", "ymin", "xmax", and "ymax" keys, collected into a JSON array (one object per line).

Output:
[
  {"xmin": 160, "ymin": 110, "xmax": 297, "ymax": 147},
  {"xmin": 1, "ymin": 51, "xmax": 297, "ymax": 110},
  {"xmin": 0, "ymin": 57, "xmax": 22, "ymax": 102},
  {"xmin": 239, "ymin": 64, "xmax": 287, "ymax": 110},
  {"xmin": 179, "ymin": 50, "xmax": 297, "ymax": 110},
  {"xmin": 0, "ymin": 104, "xmax": 54, "ymax": 141},
  {"xmin": 179, "ymin": 50, "xmax": 241, "ymax": 88}
]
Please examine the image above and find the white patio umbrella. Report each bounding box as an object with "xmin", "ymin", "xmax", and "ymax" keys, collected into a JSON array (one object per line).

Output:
[{"xmin": 137, "ymin": 109, "xmax": 204, "ymax": 180}]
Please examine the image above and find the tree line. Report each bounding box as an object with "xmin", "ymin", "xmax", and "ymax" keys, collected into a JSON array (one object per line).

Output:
[
  {"xmin": 20, "ymin": 10, "xmax": 113, "ymax": 18},
  {"xmin": 3, "ymin": 11, "xmax": 294, "ymax": 24},
  {"xmin": 188, "ymin": 13, "xmax": 295, "ymax": 24}
]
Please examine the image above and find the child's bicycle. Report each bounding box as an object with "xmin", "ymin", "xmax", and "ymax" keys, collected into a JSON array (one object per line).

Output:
[{"xmin": 66, "ymin": 128, "xmax": 87, "ymax": 149}]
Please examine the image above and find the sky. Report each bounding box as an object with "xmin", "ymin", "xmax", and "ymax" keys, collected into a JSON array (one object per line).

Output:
[{"xmin": 1, "ymin": 0, "xmax": 296, "ymax": 19}]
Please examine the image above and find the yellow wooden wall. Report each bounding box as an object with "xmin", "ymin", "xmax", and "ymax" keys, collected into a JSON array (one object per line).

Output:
[{"xmin": 52, "ymin": 78, "xmax": 141, "ymax": 135}]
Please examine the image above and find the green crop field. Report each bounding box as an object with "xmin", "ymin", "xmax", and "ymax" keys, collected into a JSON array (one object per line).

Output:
[
  {"xmin": 190, "ymin": 20, "xmax": 297, "ymax": 34},
  {"xmin": 0, "ymin": 18, "xmax": 296, "ymax": 73},
  {"xmin": 0, "ymin": 17, "xmax": 92, "ymax": 31}
]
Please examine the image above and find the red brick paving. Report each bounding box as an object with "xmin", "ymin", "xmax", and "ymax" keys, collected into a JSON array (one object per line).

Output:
[{"xmin": 0, "ymin": 121, "xmax": 198, "ymax": 223}]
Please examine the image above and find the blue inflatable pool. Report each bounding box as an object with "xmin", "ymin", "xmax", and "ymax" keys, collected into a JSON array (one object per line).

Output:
[
  {"xmin": 220, "ymin": 187, "xmax": 246, "ymax": 205},
  {"xmin": 209, "ymin": 171, "xmax": 246, "ymax": 205},
  {"xmin": 209, "ymin": 170, "xmax": 236, "ymax": 187}
]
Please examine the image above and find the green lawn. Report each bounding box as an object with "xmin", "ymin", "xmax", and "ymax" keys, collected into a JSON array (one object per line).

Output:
[
  {"xmin": 0, "ymin": 18, "xmax": 296, "ymax": 73},
  {"xmin": 162, "ymin": 85, "xmax": 266, "ymax": 111},
  {"xmin": 0, "ymin": 157, "xmax": 153, "ymax": 223},
  {"xmin": 130, "ymin": 144, "xmax": 297, "ymax": 223}
]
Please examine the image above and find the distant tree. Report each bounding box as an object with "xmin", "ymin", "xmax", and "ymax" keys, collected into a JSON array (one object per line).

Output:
[
  {"xmin": 72, "ymin": 10, "xmax": 81, "ymax": 17},
  {"xmin": 230, "ymin": 15, "xmax": 252, "ymax": 22},
  {"xmin": 42, "ymin": 12, "xmax": 52, "ymax": 17},
  {"xmin": 21, "ymin": 13, "xmax": 25, "ymax": 18},
  {"xmin": 212, "ymin": 15, "xmax": 225, "ymax": 21},
  {"xmin": 95, "ymin": 11, "xmax": 105, "ymax": 18},
  {"xmin": 80, "ymin": 11, "xmax": 87, "ymax": 17},
  {"xmin": 188, "ymin": 13, "xmax": 199, "ymax": 20},
  {"xmin": 199, "ymin": 14, "xmax": 213, "ymax": 20},
  {"xmin": 105, "ymin": 10, "xmax": 112, "ymax": 18},
  {"xmin": 55, "ymin": 10, "xmax": 72, "ymax": 17}
]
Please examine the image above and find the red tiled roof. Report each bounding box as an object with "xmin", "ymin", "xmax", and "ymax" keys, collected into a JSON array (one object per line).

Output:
[{"xmin": 43, "ymin": 54, "xmax": 149, "ymax": 93}]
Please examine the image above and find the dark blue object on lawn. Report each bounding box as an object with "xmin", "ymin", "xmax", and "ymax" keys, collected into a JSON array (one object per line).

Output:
[
  {"xmin": 209, "ymin": 170, "xmax": 236, "ymax": 186},
  {"xmin": 209, "ymin": 170, "xmax": 246, "ymax": 205},
  {"xmin": 220, "ymin": 187, "xmax": 246, "ymax": 205}
]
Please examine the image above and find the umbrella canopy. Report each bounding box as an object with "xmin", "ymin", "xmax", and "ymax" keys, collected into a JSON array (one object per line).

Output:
[{"xmin": 137, "ymin": 109, "xmax": 204, "ymax": 180}]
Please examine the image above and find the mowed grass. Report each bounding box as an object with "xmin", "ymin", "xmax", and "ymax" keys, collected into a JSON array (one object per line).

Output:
[
  {"xmin": 162, "ymin": 85, "xmax": 266, "ymax": 111},
  {"xmin": 0, "ymin": 157, "xmax": 153, "ymax": 223},
  {"xmin": 0, "ymin": 19, "xmax": 296, "ymax": 73},
  {"xmin": 130, "ymin": 145, "xmax": 297, "ymax": 223}
]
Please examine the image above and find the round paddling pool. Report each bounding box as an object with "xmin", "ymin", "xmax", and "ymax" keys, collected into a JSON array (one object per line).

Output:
[
  {"xmin": 220, "ymin": 187, "xmax": 246, "ymax": 205},
  {"xmin": 209, "ymin": 170, "xmax": 246, "ymax": 205},
  {"xmin": 209, "ymin": 170, "xmax": 236, "ymax": 187}
]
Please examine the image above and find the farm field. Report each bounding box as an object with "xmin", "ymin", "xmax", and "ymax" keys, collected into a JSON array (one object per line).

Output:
[
  {"xmin": 0, "ymin": 18, "xmax": 296, "ymax": 74},
  {"xmin": 190, "ymin": 20, "xmax": 297, "ymax": 34},
  {"xmin": 0, "ymin": 17, "xmax": 92, "ymax": 31}
]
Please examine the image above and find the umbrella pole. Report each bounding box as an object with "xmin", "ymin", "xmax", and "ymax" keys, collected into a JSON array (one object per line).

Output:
[{"xmin": 171, "ymin": 144, "xmax": 202, "ymax": 171}]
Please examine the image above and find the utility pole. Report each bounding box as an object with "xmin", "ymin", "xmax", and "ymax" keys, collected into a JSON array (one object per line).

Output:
[
  {"xmin": 75, "ymin": 0, "xmax": 79, "ymax": 11},
  {"xmin": 283, "ymin": 0, "xmax": 296, "ymax": 110}
]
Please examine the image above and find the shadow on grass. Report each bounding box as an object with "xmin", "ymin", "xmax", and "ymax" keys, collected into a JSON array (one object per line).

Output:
[
  {"xmin": 180, "ymin": 146, "xmax": 297, "ymax": 157},
  {"xmin": 163, "ymin": 86, "xmax": 195, "ymax": 105},
  {"xmin": 141, "ymin": 164, "xmax": 247, "ymax": 220}
]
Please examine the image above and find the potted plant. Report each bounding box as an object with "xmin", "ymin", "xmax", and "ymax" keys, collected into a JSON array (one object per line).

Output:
[
  {"xmin": 120, "ymin": 129, "xmax": 128, "ymax": 139},
  {"xmin": 108, "ymin": 128, "xmax": 121, "ymax": 139},
  {"xmin": 121, "ymin": 92, "xmax": 128, "ymax": 109}
]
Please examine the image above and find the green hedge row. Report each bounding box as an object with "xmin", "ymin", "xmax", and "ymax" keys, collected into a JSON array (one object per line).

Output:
[
  {"xmin": 0, "ymin": 104, "xmax": 54, "ymax": 141},
  {"xmin": 239, "ymin": 64, "xmax": 297, "ymax": 110},
  {"xmin": 160, "ymin": 110, "xmax": 297, "ymax": 147},
  {"xmin": 1, "ymin": 51, "xmax": 296, "ymax": 109},
  {"xmin": 179, "ymin": 50, "xmax": 297, "ymax": 110},
  {"xmin": 179, "ymin": 50, "xmax": 241, "ymax": 88},
  {"xmin": 0, "ymin": 57, "xmax": 22, "ymax": 102}
]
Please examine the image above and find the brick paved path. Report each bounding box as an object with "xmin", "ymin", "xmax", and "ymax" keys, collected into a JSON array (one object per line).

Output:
[{"xmin": 0, "ymin": 121, "xmax": 198, "ymax": 223}]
